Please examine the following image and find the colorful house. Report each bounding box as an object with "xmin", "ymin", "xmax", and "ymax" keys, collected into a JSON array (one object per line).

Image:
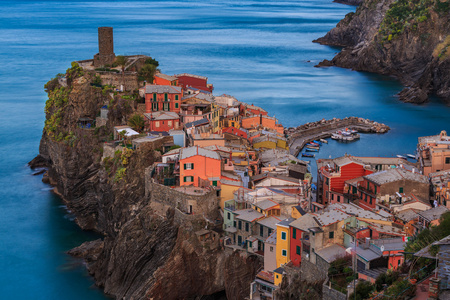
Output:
[
  {"xmin": 222, "ymin": 126, "xmax": 248, "ymax": 139},
  {"xmin": 143, "ymin": 111, "xmax": 180, "ymax": 132},
  {"xmin": 175, "ymin": 73, "xmax": 213, "ymax": 92},
  {"xmin": 190, "ymin": 133, "xmax": 225, "ymax": 147},
  {"xmin": 273, "ymin": 267, "xmax": 285, "ymax": 286},
  {"xmin": 154, "ymin": 73, "xmax": 178, "ymax": 86},
  {"xmin": 417, "ymin": 131, "xmax": 450, "ymax": 176},
  {"xmin": 179, "ymin": 146, "xmax": 221, "ymax": 187},
  {"xmin": 317, "ymin": 156, "xmax": 373, "ymax": 205},
  {"xmin": 276, "ymin": 218, "xmax": 294, "ymax": 268},
  {"xmin": 219, "ymin": 179, "xmax": 244, "ymax": 209},
  {"xmin": 264, "ymin": 230, "xmax": 277, "ymax": 272},
  {"xmin": 289, "ymin": 214, "xmax": 319, "ymax": 267},
  {"xmin": 144, "ymin": 85, "xmax": 182, "ymax": 113}
]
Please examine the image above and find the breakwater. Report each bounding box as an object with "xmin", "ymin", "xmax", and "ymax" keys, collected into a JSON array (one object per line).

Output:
[{"xmin": 286, "ymin": 117, "xmax": 390, "ymax": 157}]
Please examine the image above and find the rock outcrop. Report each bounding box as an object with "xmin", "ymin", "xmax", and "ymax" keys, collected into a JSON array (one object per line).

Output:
[
  {"xmin": 315, "ymin": 0, "xmax": 450, "ymax": 104},
  {"xmin": 33, "ymin": 65, "xmax": 262, "ymax": 299}
]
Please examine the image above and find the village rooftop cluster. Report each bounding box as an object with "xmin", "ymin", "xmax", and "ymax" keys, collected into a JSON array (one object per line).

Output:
[{"xmin": 78, "ymin": 28, "xmax": 450, "ymax": 300}]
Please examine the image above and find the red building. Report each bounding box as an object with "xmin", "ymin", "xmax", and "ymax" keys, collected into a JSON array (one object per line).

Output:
[
  {"xmin": 175, "ymin": 73, "xmax": 213, "ymax": 92},
  {"xmin": 222, "ymin": 127, "xmax": 248, "ymax": 139},
  {"xmin": 317, "ymin": 156, "xmax": 373, "ymax": 206},
  {"xmin": 154, "ymin": 73, "xmax": 178, "ymax": 86},
  {"xmin": 144, "ymin": 111, "xmax": 180, "ymax": 132},
  {"xmin": 288, "ymin": 214, "xmax": 319, "ymax": 267},
  {"xmin": 144, "ymin": 85, "xmax": 182, "ymax": 113}
]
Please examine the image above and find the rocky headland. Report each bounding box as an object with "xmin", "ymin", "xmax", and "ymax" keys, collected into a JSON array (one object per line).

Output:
[
  {"xmin": 314, "ymin": 0, "xmax": 450, "ymax": 104},
  {"xmin": 30, "ymin": 64, "xmax": 261, "ymax": 299}
]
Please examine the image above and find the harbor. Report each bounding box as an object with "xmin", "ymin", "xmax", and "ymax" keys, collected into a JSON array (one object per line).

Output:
[{"xmin": 286, "ymin": 117, "xmax": 390, "ymax": 157}]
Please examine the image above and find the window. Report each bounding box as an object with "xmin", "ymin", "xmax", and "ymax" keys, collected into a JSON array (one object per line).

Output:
[
  {"xmin": 282, "ymin": 249, "xmax": 287, "ymax": 257},
  {"xmin": 245, "ymin": 222, "xmax": 249, "ymax": 232},
  {"xmin": 268, "ymin": 229, "xmax": 272, "ymax": 236},
  {"xmin": 175, "ymin": 95, "xmax": 179, "ymax": 100},
  {"xmin": 337, "ymin": 196, "xmax": 340, "ymax": 203},
  {"xmin": 367, "ymin": 182, "xmax": 370, "ymax": 189},
  {"xmin": 183, "ymin": 176, "xmax": 193, "ymax": 182},
  {"xmin": 164, "ymin": 93, "xmax": 168, "ymax": 101},
  {"xmin": 212, "ymin": 180, "xmax": 217, "ymax": 187},
  {"xmin": 270, "ymin": 246, "xmax": 273, "ymax": 252},
  {"xmin": 276, "ymin": 274, "xmax": 279, "ymax": 279},
  {"xmin": 248, "ymin": 241, "xmax": 252, "ymax": 248},
  {"xmin": 155, "ymin": 121, "xmax": 160, "ymax": 128},
  {"xmin": 374, "ymin": 186, "xmax": 377, "ymax": 194},
  {"xmin": 399, "ymin": 187, "xmax": 404, "ymax": 193},
  {"xmin": 168, "ymin": 121, "xmax": 172, "ymax": 126},
  {"xmin": 175, "ymin": 102, "xmax": 179, "ymax": 109},
  {"xmin": 233, "ymin": 221, "xmax": 236, "ymax": 228},
  {"xmin": 329, "ymin": 231, "xmax": 334, "ymax": 239},
  {"xmin": 281, "ymin": 231, "xmax": 287, "ymax": 240},
  {"xmin": 398, "ymin": 259, "xmax": 401, "ymax": 266},
  {"xmin": 446, "ymin": 157, "xmax": 450, "ymax": 164},
  {"xmin": 331, "ymin": 194, "xmax": 334, "ymax": 200},
  {"xmin": 227, "ymin": 212, "xmax": 230, "ymax": 220},
  {"xmin": 238, "ymin": 221, "xmax": 242, "ymax": 230},
  {"xmin": 184, "ymin": 163, "xmax": 194, "ymax": 170},
  {"xmin": 352, "ymin": 186, "xmax": 357, "ymax": 194},
  {"xmin": 238, "ymin": 235, "xmax": 242, "ymax": 245},
  {"xmin": 296, "ymin": 246, "xmax": 301, "ymax": 255},
  {"xmin": 325, "ymin": 178, "xmax": 329, "ymax": 185},
  {"xmin": 153, "ymin": 93, "xmax": 157, "ymax": 102},
  {"xmin": 293, "ymin": 228, "xmax": 297, "ymax": 239},
  {"xmin": 260, "ymin": 226, "xmax": 264, "ymax": 237},
  {"xmin": 369, "ymin": 197, "xmax": 373, "ymax": 205},
  {"xmin": 175, "ymin": 121, "xmax": 179, "ymax": 128}
]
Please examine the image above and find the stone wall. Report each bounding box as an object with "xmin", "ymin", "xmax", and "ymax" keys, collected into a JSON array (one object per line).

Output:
[
  {"xmin": 99, "ymin": 72, "xmax": 140, "ymax": 91},
  {"xmin": 145, "ymin": 173, "xmax": 219, "ymax": 220},
  {"xmin": 322, "ymin": 278, "xmax": 347, "ymax": 300},
  {"xmin": 438, "ymin": 245, "xmax": 450, "ymax": 289},
  {"xmin": 300, "ymin": 257, "xmax": 328, "ymax": 283}
]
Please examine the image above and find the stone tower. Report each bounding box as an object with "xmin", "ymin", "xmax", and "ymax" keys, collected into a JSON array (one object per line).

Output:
[{"xmin": 93, "ymin": 27, "xmax": 116, "ymax": 67}]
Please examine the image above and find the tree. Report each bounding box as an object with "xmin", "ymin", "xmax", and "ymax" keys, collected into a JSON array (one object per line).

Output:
[
  {"xmin": 128, "ymin": 114, "xmax": 145, "ymax": 132},
  {"xmin": 115, "ymin": 55, "xmax": 128, "ymax": 73},
  {"xmin": 349, "ymin": 281, "xmax": 375, "ymax": 300},
  {"xmin": 139, "ymin": 64, "xmax": 157, "ymax": 83}
]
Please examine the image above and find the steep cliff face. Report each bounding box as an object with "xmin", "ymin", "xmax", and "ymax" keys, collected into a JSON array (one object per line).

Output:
[
  {"xmin": 33, "ymin": 67, "xmax": 262, "ymax": 299},
  {"xmin": 315, "ymin": 0, "xmax": 450, "ymax": 104}
]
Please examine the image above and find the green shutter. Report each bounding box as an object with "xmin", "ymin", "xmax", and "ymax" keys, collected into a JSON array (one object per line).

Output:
[
  {"xmin": 184, "ymin": 163, "xmax": 187, "ymax": 170},
  {"xmin": 175, "ymin": 103, "xmax": 179, "ymax": 108},
  {"xmin": 183, "ymin": 177, "xmax": 186, "ymax": 182},
  {"xmin": 293, "ymin": 228, "xmax": 296, "ymax": 239},
  {"xmin": 191, "ymin": 163, "xmax": 194, "ymax": 169},
  {"xmin": 164, "ymin": 93, "xmax": 168, "ymax": 102},
  {"xmin": 153, "ymin": 93, "xmax": 156, "ymax": 102},
  {"xmin": 296, "ymin": 246, "xmax": 301, "ymax": 255},
  {"xmin": 175, "ymin": 95, "xmax": 179, "ymax": 100},
  {"xmin": 399, "ymin": 187, "xmax": 404, "ymax": 193}
]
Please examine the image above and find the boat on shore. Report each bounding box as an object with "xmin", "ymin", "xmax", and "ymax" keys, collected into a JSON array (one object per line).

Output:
[
  {"xmin": 307, "ymin": 142, "xmax": 319, "ymax": 147},
  {"xmin": 331, "ymin": 129, "xmax": 360, "ymax": 142},
  {"xmin": 320, "ymin": 138, "xmax": 328, "ymax": 144},
  {"xmin": 302, "ymin": 153, "xmax": 315, "ymax": 158}
]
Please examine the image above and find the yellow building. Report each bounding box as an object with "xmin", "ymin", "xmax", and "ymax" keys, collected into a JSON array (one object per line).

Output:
[
  {"xmin": 219, "ymin": 179, "xmax": 243, "ymax": 209},
  {"xmin": 275, "ymin": 219, "xmax": 292, "ymax": 268},
  {"xmin": 273, "ymin": 267, "xmax": 285, "ymax": 286},
  {"xmin": 211, "ymin": 102, "xmax": 221, "ymax": 133},
  {"xmin": 291, "ymin": 205, "xmax": 306, "ymax": 219}
]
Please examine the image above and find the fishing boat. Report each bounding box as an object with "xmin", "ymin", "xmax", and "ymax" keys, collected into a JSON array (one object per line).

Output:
[
  {"xmin": 396, "ymin": 155, "xmax": 407, "ymax": 160},
  {"xmin": 331, "ymin": 130, "xmax": 360, "ymax": 142},
  {"xmin": 305, "ymin": 148, "xmax": 319, "ymax": 152},
  {"xmin": 306, "ymin": 145, "xmax": 320, "ymax": 150},
  {"xmin": 306, "ymin": 142, "xmax": 320, "ymax": 147},
  {"xmin": 302, "ymin": 153, "xmax": 315, "ymax": 158},
  {"xmin": 407, "ymin": 154, "xmax": 416, "ymax": 159},
  {"xmin": 313, "ymin": 140, "xmax": 322, "ymax": 145},
  {"xmin": 320, "ymin": 138, "xmax": 328, "ymax": 144}
]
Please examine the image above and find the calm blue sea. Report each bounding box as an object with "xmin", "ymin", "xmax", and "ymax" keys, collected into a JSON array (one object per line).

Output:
[{"xmin": 0, "ymin": 0, "xmax": 449, "ymax": 299}]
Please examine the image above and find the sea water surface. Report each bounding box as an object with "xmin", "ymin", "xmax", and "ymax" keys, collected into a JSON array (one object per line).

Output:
[{"xmin": 1, "ymin": 0, "xmax": 449, "ymax": 299}]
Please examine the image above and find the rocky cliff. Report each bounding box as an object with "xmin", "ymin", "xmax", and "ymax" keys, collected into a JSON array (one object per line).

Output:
[
  {"xmin": 315, "ymin": 0, "xmax": 450, "ymax": 104},
  {"xmin": 31, "ymin": 64, "xmax": 261, "ymax": 299}
]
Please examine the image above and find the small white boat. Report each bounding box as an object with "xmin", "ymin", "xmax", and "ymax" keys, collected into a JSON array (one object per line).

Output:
[
  {"xmin": 397, "ymin": 155, "xmax": 407, "ymax": 160},
  {"xmin": 320, "ymin": 139, "xmax": 328, "ymax": 144},
  {"xmin": 407, "ymin": 154, "xmax": 416, "ymax": 159}
]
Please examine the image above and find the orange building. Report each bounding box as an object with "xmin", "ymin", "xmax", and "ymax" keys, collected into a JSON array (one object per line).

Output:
[
  {"xmin": 154, "ymin": 73, "xmax": 178, "ymax": 86},
  {"xmin": 241, "ymin": 115, "xmax": 284, "ymax": 134},
  {"xmin": 417, "ymin": 131, "xmax": 450, "ymax": 176},
  {"xmin": 144, "ymin": 85, "xmax": 182, "ymax": 113},
  {"xmin": 179, "ymin": 146, "xmax": 222, "ymax": 187}
]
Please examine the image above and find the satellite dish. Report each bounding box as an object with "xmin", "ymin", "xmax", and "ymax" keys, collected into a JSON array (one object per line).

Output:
[{"xmin": 380, "ymin": 245, "xmax": 385, "ymax": 252}]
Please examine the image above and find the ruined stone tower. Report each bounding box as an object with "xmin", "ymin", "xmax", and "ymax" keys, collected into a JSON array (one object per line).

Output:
[{"xmin": 93, "ymin": 27, "xmax": 115, "ymax": 67}]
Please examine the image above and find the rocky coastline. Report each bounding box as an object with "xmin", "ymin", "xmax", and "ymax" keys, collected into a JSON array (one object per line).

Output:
[
  {"xmin": 314, "ymin": 0, "xmax": 450, "ymax": 104},
  {"xmin": 30, "ymin": 68, "xmax": 261, "ymax": 299}
]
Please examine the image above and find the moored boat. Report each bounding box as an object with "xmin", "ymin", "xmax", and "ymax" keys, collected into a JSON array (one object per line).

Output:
[
  {"xmin": 320, "ymin": 138, "xmax": 328, "ymax": 144},
  {"xmin": 396, "ymin": 155, "xmax": 407, "ymax": 160},
  {"xmin": 302, "ymin": 153, "xmax": 315, "ymax": 158},
  {"xmin": 407, "ymin": 154, "xmax": 416, "ymax": 159},
  {"xmin": 313, "ymin": 140, "xmax": 322, "ymax": 145},
  {"xmin": 305, "ymin": 148, "xmax": 319, "ymax": 152}
]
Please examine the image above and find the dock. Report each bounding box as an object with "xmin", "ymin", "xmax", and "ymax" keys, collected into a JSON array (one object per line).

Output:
[{"xmin": 286, "ymin": 117, "xmax": 390, "ymax": 157}]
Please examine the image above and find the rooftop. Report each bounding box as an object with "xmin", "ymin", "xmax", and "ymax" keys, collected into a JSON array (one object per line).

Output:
[
  {"xmin": 265, "ymin": 230, "xmax": 277, "ymax": 244},
  {"xmin": 179, "ymin": 146, "xmax": 220, "ymax": 160},
  {"xmin": 143, "ymin": 111, "xmax": 179, "ymax": 120},
  {"xmin": 254, "ymin": 199, "xmax": 279, "ymax": 211},
  {"xmin": 234, "ymin": 209, "xmax": 264, "ymax": 222},
  {"xmin": 155, "ymin": 73, "xmax": 177, "ymax": 81},
  {"xmin": 277, "ymin": 217, "xmax": 295, "ymax": 228},
  {"xmin": 145, "ymin": 84, "xmax": 182, "ymax": 94},
  {"xmin": 185, "ymin": 118, "xmax": 210, "ymax": 128},
  {"xmin": 289, "ymin": 214, "xmax": 319, "ymax": 231},
  {"xmin": 326, "ymin": 203, "xmax": 386, "ymax": 221},
  {"xmin": 257, "ymin": 216, "xmax": 281, "ymax": 230},
  {"xmin": 396, "ymin": 208, "xmax": 419, "ymax": 222},
  {"xmin": 417, "ymin": 206, "xmax": 449, "ymax": 222},
  {"xmin": 365, "ymin": 168, "xmax": 428, "ymax": 185},
  {"xmin": 313, "ymin": 210, "xmax": 350, "ymax": 227},
  {"xmin": 316, "ymin": 244, "xmax": 347, "ymax": 263}
]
